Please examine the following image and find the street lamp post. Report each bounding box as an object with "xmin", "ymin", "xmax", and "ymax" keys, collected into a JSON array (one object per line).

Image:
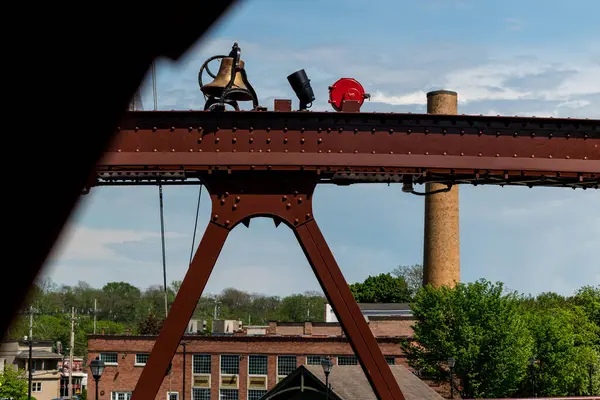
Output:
[
  {"xmin": 24, "ymin": 336, "xmax": 33, "ymax": 400},
  {"xmin": 321, "ymin": 357, "xmax": 333, "ymax": 400},
  {"xmin": 528, "ymin": 357, "xmax": 536, "ymax": 398},
  {"xmin": 589, "ymin": 363, "xmax": 595, "ymax": 396},
  {"xmin": 448, "ymin": 357, "xmax": 455, "ymax": 399},
  {"xmin": 89, "ymin": 356, "xmax": 105, "ymax": 400}
]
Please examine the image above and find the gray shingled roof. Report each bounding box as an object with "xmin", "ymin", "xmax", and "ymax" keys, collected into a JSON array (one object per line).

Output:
[
  {"xmin": 304, "ymin": 364, "xmax": 443, "ymax": 400},
  {"xmin": 16, "ymin": 350, "xmax": 63, "ymax": 359},
  {"xmin": 358, "ymin": 303, "xmax": 411, "ymax": 311}
]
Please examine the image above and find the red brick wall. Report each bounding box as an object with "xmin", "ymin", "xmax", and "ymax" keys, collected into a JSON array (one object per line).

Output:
[
  {"xmin": 88, "ymin": 337, "xmax": 407, "ymax": 400},
  {"xmin": 368, "ymin": 318, "xmax": 414, "ymax": 337}
]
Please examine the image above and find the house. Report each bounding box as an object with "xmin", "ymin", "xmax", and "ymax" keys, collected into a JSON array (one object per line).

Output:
[
  {"xmin": 59, "ymin": 357, "xmax": 88, "ymax": 398},
  {"xmin": 0, "ymin": 339, "xmax": 63, "ymax": 400}
]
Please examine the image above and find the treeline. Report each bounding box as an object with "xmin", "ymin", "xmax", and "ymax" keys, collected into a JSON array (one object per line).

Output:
[
  {"xmin": 6, "ymin": 278, "xmax": 329, "ymax": 359},
  {"xmin": 404, "ymin": 280, "xmax": 600, "ymax": 398}
]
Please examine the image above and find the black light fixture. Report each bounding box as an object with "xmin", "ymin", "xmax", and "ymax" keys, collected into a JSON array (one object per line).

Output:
[
  {"xmin": 89, "ymin": 356, "xmax": 105, "ymax": 400},
  {"xmin": 287, "ymin": 69, "xmax": 315, "ymax": 111},
  {"xmin": 447, "ymin": 357, "xmax": 456, "ymax": 399},
  {"xmin": 528, "ymin": 357, "xmax": 537, "ymax": 398},
  {"xmin": 321, "ymin": 357, "xmax": 334, "ymax": 400}
]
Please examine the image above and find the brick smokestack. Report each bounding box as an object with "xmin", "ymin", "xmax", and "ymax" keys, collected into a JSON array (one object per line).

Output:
[{"xmin": 423, "ymin": 90, "xmax": 461, "ymax": 288}]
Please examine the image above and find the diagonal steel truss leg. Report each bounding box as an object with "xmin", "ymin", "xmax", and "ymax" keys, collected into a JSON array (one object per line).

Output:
[{"xmin": 131, "ymin": 172, "xmax": 406, "ymax": 400}]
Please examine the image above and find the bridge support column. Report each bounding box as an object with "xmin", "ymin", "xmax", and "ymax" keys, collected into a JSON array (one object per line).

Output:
[{"xmin": 423, "ymin": 90, "xmax": 461, "ymax": 288}]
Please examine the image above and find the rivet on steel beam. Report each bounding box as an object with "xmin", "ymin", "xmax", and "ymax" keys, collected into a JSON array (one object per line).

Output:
[
  {"xmin": 117, "ymin": 149, "xmax": 122, "ymax": 152},
  {"xmin": 232, "ymin": 127, "xmax": 237, "ymax": 132},
  {"xmin": 390, "ymin": 151, "xmax": 394, "ymax": 154},
  {"xmin": 425, "ymin": 152, "xmax": 429, "ymax": 155},
  {"xmin": 301, "ymin": 149, "xmax": 305, "ymax": 153},
  {"xmin": 225, "ymin": 220, "xmax": 230, "ymax": 226},
  {"xmin": 442, "ymin": 129, "xmax": 447, "ymax": 135},
  {"xmin": 199, "ymin": 149, "xmax": 203, "ymax": 152},
  {"xmin": 327, "ymin": 150, "xmax": 331, "ymax": 153},
  {"xmin": 301, "ymin": 138, "xmax": 305, "ymax": 144},
  {"xmin": 232, "ymin": 138, "xmax": 237, "ymax": 144},
  {"xmin": 153, "ymin": 149, "xmax": 157, "ymax": 152},
  {"xmin": 116, "ymin": 127, "xmax": 121, "ymax": 132},
  {"xmin": 355, "ymin": 128, "xmax": 359, "ymax": 133},
  {"xmin": 478, "ymin": 130, "xmax": 483, "ymax": 136},
  {"xmin": 566, "ymin": 133, "xmax": 571, "ymax": 139},
  {"xmin": 232, "ymin": 204, "xmax": 238, "ymax": 210},
  {"xmin": 188, "ymin": 126, "xmax": 193, "ymax": 132},
  {"xmin": 170, "ymin": 126, "xmax": 175, "ymax": 132},
  {"xmin": 513, "ymin": 132, "xmax": 518, "ymax": 137},
  {"xmin": 249, "ymin": 127, "xmax": 254, "ymax": 132},
  {"xmin": 354, "ymin": 150, "xmax": 358, "ymax": 153},
  {"xmin": 566, "ymin": 156, "xmax": 570, "ymax": 159},
  {"xmin": 305, "ymin": 213, "xmax": 311, "ymax": 219},
  {"xmin": 338, "ymin": 127, "xmax": 343, "ymax": 132},
  {"xmin": 317, "ymin": 138, "xmax": 322, "ymax": 144},
  {"xmin": 408, "ymin": 151, "xmax": 412, "ymax": 155},
  {"xmin": 371, "ymin": 128, "xmax": 376, "ymax": 133},
  {"xmin": 135, "ymin": 126, "xmax": 139, "ymax": 131},
  {"xmin": 407, "ymin": 129, "xmax": 412, "ymax": 134},
  {"xmin": 531, "ymin": 132, "xmax": 536, "ymax": 137},
  {"xmin": 235, "ymin": 196, "xmax": 241, "ymax": 203},
  {"xmin": 135, "ymin": 149, "xmax": 140, "ymax": 152},
  {"xmin": 251, "ymin": 165, "xmax": 256, "ymax": 169},
  {"xmin": 282, "ymin": 195, "xmax": 288, "ymax": 201},
  {"xmin": 285, "ymin": 149, "xmax": 289, "ymax": 153},
  {"xmin": 198, "ymin": 137, "xmax": 203, "ymax": 143},
  {"xmin": 215, "ymin": 138, "xmax": 220, "ymax": 144},
  {"xmin": 250, "ymin": 137, "xmax": 254, "ymax": 143},
  {"xmin": 372, "ymin": 151, "xmax": 376, "ymax": 154},
  {"xmin": 460, "ymin": 152, "xmax": 464, "ymax": 156},
  {"xmin": 298, "ymin": 198, "xmax": 303, "ymax": 204},
  {"xmin": 584, "ymin": 156, "xmax": 588, "ymax": 160},
  {"xmin": 153, "ymin": 127, "xmax": 157, "ymax": 132},
  {"xmin": 284, "ymin": 137, "xmax": 288, "ymax": 144},
  {"xmin": 584, "ymin": 134, "xmax": 588, "ymax": 139},
  {"xmin": 318, "ymin": 128, "xmax": 322, "ymax": 132},
  {"xmin": 294, "ymin": 219, "xmax": 299, "ymax": 225},
  {"xmin": 220, "ymin": 199, "xmax": 226, "ymax": 204},
  {"xmin": 478, "ymin": 153, "xmax": 482, "ymax": 157},
  {"xmin": 286, "ymin": 203, "xmax": 292, "ymax": 209},
  {"xmin": 513, "ymin": 154, "xmax": 518, "ymax": 157},
  {"xmin": 496, "ymin": 131, "xmax": 501, "ymax": 137},
  {"xmin": 443, "ymin": 152, "xmax": 447, "ymax": 155},
  {"xmin": 460, "ymin": 130, "xmax": 465, "ymax": 135},
  {"xmin": 389, "ymin": 129, "xmax": 394, "ymax": 134},
  {"xmin": 267, "ymin": 138, "xmax": 271, "ymax": 144},
  {"xmin": 327, "ymin": 128, "xmax": 332, "ymax": 132},
  {"xmin": 339, "ymin": 150, "xmax": 343, "ymax": 153},
  {"xmin": 189, "ymin": 149, "xmax": 193, "ymax": 152},
  {"xmin": 549, "ymin": 155, "xmax": 553, "ymax": 158},
  {"xmin": 318, "ymin": 150, "xmax": 322, "ymax": 153},
  {"xmin": 495, "ymin": 154, "xmax": 500, "ymax": 157},
  {"xmin": 531, "ymin": 155, "xmax": 535, "ymax": 158},
  {"xmin": 198, "ymin": 126, "xmax": 203, "ymax": 131},
  {"xmin": 301, "ymin": 128, "xmax": 305, "ymax": 133},
  {"xmin": 424, "ymin": 129, "xmax": 429, "ymax": 134},
  {"xmin": 213, "ymin": 214, "xmax": 219, "ymax": 221},
  {"xmin": 216, "ymin": 127, "xmax": 220, "ymax": 131},
  {"xmin": 216, "ymin": 149, "xmax": 220, "ymax": 152},
  {"xmin": 549, "ymin": 133, "xmax": 553, "ymax": 138},
  {"xmin": 258, "ymin": 149, "xmax": 262, "ymax": 153}
]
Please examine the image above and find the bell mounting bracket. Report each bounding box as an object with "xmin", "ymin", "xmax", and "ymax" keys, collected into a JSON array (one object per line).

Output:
[{"xmin": 197, "ymin": 42, "xmax": 260, "ymax": 111}]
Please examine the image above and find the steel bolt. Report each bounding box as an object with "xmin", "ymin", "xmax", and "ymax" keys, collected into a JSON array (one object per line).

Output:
[
  {"xmin": 294, "ymin": 219, "xmax": 299, "ymax": 225},
  {"xmin": 305, "ymin": 213, "xmax": 311, "ymax": 219},
  {"xmin": 213, "ymin": 214, "xmax": 219, "ymax": 220},
  {"xmin": 286, "ymin": 203, "xmax": 292, "ymax": 209}
]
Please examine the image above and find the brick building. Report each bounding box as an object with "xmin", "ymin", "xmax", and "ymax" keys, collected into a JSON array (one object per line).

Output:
[{"xmin": 87, "ymin": 317, "xmax": 415, "ymax": 400}]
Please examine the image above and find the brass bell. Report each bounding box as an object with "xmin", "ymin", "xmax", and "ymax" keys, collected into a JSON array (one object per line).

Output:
[{"xmin": 201, "ymin": 57, "xmax": 253, "ymax": 101}]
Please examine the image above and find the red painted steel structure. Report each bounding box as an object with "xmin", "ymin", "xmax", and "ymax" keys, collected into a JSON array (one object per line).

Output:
[{"xmin": 92, "ymin": 106, "xmax": 599, "ymax": 400}]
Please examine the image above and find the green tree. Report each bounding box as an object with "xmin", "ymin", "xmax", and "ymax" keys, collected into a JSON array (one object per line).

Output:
[
  {"xmin": 392, "ymin": 264, "xmax": 423, "ymax": 298},
  {"xmin": 101, "ymin": 282, "xmax": 142, "ymax": 323},
  {"xmin": 349, "ymin": 273, "xmax": 411, "ymax": 303},
  {"xmin": 278, "ymin": 292, "xmax": 326, "ymax": 322},
  {"xmin": 571, "ymin": 285, "xmax": 600, "ymax": 329},
  {"xmin": 523, "ymin": 305, "xmax": 599, "ymax": 396},
  {"xmin": 137, "ymin": 312, "xmax": 164, "ymax": 335},
  {"xmin": 0, "ymin": 364, "xmax": 29, "ymax": 400},
  {"xmin": 402, "ymin": 279, "xmax": 534, "ymax": 398}
]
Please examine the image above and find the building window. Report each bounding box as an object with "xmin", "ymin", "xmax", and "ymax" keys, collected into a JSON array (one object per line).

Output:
[
  {"xmin": 248, "ymin": 390, "xmax": 267, "ymax": 400},
  {"xmin": 33, "ymin": 360, "xmax": 44, "ymax": 371},
  {"xmin": 111, "ymin": 392, "xmax": 132, "ymax": 400},
  {"xmin": 167, "ymin": 392, "xmax": 179, "ymax": 400},
  {"xmin": 219, "ymin": 389, "xmax": 238, "ymax": 400},
  {"xmin": 220, "ymin": 355, "xmax": 240, "ymax": 375},
  {"xmin": 277, "ymin": 355, "xmax": 296, "ymax": 377},
  {"xmin": 248, "ymin": 355, "xmax": 268, "ymax": 376},
  {"xmin": 32, "ymin": 382, "xmax": 42, "ymax": 392},
  {"xmin": 135, "ymin": 353, "xmax": 149, "ymax": 366},
  {"xmin": 385, "ymin": 356, "xmax": 395, "ymax": 365},
  {"xmin": 191, "ymin": 388, "xmax": 210, "ymax": 400},
  {"xmin": 337, "ymin": 355, "xmax": 358, "ymax": 365},
  {"xmin": 192, "ymin": 354, "xmax": 211, "ymax": 374},
  {"xmin": 100, "ymin": 352, "xmax": 118, "ymax": 364},
  {"xmin": 306, "ymin": 355, "xmax": 326, "ymax": 365}
]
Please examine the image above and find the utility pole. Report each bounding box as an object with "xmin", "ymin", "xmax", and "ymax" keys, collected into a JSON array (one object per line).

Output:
[
  {"xmin": 68, "ymin": 307, "xmax": 75, "ymax": 399},
  {"xmin": 28, "ymin": 306, "xmax": 33, "ymax": 400},
  {"xmin": 93, "ymin": 298, "xmax": 97, "ymax": 334}
]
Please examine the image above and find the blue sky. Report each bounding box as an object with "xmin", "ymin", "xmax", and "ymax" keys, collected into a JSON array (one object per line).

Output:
[{"xmin": 43, "ymin": 0, "xmax": 599, "ymax": 297}]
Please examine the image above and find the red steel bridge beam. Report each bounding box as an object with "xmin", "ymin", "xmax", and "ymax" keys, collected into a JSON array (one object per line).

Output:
[{"xmin": 97, "ymin": 106, "xmax": 598, "ymax": 400}]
